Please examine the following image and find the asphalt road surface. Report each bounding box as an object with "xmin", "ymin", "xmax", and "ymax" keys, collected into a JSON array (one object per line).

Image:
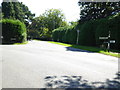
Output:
[
  {"xmin": 0, "ymin": 40, "xmax": 119, "ymax": 88},
  {"xmin": 0, "ymin": 46, "xmax": 2, "ymax": 89}
]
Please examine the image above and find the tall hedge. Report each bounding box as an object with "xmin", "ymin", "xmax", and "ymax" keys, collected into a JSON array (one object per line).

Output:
[
  {"xmin": 1, "ymin": 19, "xmax": 27, "ymax": 44},
  {"xmin": 78, "ymin": 20, "xmax": 99, "ymax": 46},
  {"xmin": 95, "ymin": 13, "xmax": 120, "ymax": 50},
  {"xmin": 52, "ymin": 25, "xmax": 77, "ymax": 44},
  {"xmin": 52, "ymin": 13, "xmax": 120, "ymax": 50}
]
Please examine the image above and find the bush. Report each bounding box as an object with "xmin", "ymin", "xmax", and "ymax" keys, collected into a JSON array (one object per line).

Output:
[
  {"xmin": 78, "ymin": 20, "xmax": 99, "ymax": 46},
  {"xmin": 1, "ymin": 19, "xmax": 27, "ymax": 44},
  {"xmin": 95, "ymin": 13, "xmax": 120, "ymax": 50},
  {"xmin": 52, "ymin": 25, "xmax": 77, "ymax": 44},
  {"xmin": 52, "ymin": 13, "xmax": 120, "ymax": 50},
  {"xmin": 28, "ymin": 29, "xmax": 40, "ymax": 39}
]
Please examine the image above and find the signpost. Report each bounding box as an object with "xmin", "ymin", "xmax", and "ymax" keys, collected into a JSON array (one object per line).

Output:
[
  {"xmin": 76, "ymin": 30, "xmax": 80, "ymax": 45},
  {"xmin": 0, "ymin": 36, "xmax": 3, "ymax": 44},
  {"xmin": 99, "ymin": 31, "xmax": 115, "ymax": 52},
  {"xmin": 110, "ymin": 40, "xmax": 115, "ymax": 43},
  {"xmin": 11, "ymin": 38, "xmax": 16, "ymax": 41},
  {"xmin": 1, "ymin": 36, "xmax": 3, "ymax": 39},
  {"xmin": 99, "ymin": 37, "xmax": 108, "ymax": 39}
]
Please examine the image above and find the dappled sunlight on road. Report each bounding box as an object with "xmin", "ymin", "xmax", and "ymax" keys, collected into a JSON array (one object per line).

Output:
[
  {"xmin": 1, "ymin": 40, "xmax": 119, "ymax": 88},
  {"xmin": 44, "ymin": 72, "xmax": 120, "ymax": 89}
]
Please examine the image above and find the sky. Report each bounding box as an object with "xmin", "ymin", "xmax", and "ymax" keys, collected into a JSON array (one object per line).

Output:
[{"xmin": 0, "ymin": 0, "xmax": 80, "ymax": 22}]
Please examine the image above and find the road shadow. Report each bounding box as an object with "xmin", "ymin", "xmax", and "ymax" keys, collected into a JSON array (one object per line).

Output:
[
  {"xmin": 43, "ymin": 72, "xmax": 120, "ymax": 89},
  {"xmin": 66, "ymin": 47, "xmax": 93, "ymax": 53},
  {"xmin": 65, "ymin": 44, "xmax": 120, "ymax": 54}
]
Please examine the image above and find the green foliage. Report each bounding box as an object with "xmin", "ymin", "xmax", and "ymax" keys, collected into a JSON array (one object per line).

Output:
[
  {"xmin": 78, "ymin": 1, "xmax": 120, "ymax": 22},
  {"xmin": 28, "ymin": 9, "xmax": 67, "ymax": 40},
  {"xmin": 52, "ymin": 24, "xmax": 77, "ymax": 44},
  {"xmin": 40, "ymin": 27, "xmax": 51, "ymax": 39},
  {"xmin": 52, "ymin": 13, "xmax": 120, "ymax": 50},
  {"xmin": 95, "ymin": 13, "xmax": 120, "ymax": 50},
  {"xmin": 27, "ymin": 30, "xmax": 40, "ymax": 39},
  {"xmin": 77, "ymin": 1, "xmax": 120, "ymax": 50},
  {"xmin": 78, "ymin": 20, "xmax": 98, "ymax": 46},
  {"xmin": 1, "ymin": 19, "xmax": 27, "ymax": 44},
  {"xmin": 49, "ymin": 41, "xmax": 119, "ymax": 58},
  {"xmin": 2, "ymin": 2, "xmax": 15, "ymax": 19},
  {"xmin": 2, "ymin": 1, "xmax": 35, "ymax": 26}
]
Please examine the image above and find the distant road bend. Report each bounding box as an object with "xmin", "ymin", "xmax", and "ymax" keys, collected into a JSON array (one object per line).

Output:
[{"xmin": 0, "ymin": 40, "xmax": 119, "ymax": 88}]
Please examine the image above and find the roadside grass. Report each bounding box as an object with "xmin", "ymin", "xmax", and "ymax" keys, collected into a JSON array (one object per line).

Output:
[
  {"xmin": 13, "ymin": 41, "xmax": 28, "ymax": 45},
  {"xmin": 48, "ymin": 41, "xmax": 120, "ymax": 58},
  {"xmin": 33, "ymin": 39, "xmax": 41, "ymax": 41}
]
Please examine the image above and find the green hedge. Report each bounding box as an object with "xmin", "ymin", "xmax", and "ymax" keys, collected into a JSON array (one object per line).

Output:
[
  {"xmin": 95, "ymin": 13, "xmax": 120, "ymax": 50},
  {"xmin": 52, "ymin": 25, "xmax": 77, "ymax": 44},
  {"xmin": 52, "ymin": 13, "xmax": 120, "ymax": 50},
  {"xmin": 1, "ymin": 19, "xmax": 27, "ymax": 44},
  {"xmin": 78, "ymin": 20, "xmax": 99, "ymax": 46}
]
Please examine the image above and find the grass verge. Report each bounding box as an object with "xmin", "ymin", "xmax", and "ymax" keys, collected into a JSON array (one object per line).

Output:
[
  {"xmin": 13, "ymin": 41, "xmax": 28, "ymax": 45},
  {"xmin": 48, "ymin": 41, "xmax": 120, "ymax": 58}
]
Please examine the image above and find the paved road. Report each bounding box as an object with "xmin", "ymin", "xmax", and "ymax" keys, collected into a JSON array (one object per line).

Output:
[
  {"xmin": 0, "ymin": 40, "xmax": 119, "ymax": 88},
  {"xmin": 0, "ymin": 46, "xmax": 2, "ymax": 89}
]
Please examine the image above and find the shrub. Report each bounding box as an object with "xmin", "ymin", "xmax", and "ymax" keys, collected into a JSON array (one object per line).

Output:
[
  {"xmin": 78, "ymin": 20, "xmax": 99, "ymax": 46},
  {"xmin": 52, "ymin": 25, "xmax": 77, "ymax": 44},
  {"xmin": 28, "ymin": 29, "xmax": 40, "ymax": 39},
  {"xmin": 95, "ymin": 13, "xmax": 120, "ymax": 50},
  {"xmin": 1, "ymin": 19, "xmax": 27, "ymax": 44},
  {"xmin": 52, "ymin": 13, "xmax": 120, "ymax": 50}
]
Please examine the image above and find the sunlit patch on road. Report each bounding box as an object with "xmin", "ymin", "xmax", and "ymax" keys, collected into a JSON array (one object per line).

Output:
[{"xmin": 44, "ymin": 73, "xmax": 120, "ymax": 89}]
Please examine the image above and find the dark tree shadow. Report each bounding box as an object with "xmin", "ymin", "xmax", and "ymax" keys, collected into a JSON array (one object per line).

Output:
[
  {"xmin": 65, "ymin": 45, "xmax": 120, "ymax": 54},
  {"xmin": 66, "ymin": 47, "xmax": 94, "ymax": 53},
  {"xmin": 44, "ymin": 72, "xmax": 120, "ymax": 89}
]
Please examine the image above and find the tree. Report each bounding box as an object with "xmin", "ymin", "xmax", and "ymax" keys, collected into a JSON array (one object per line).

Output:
[
  {"xmin": 0, "ymin": 6, "xmax": 3, "ymax": 20},
  {"xmin": 78, "ymin": 1, "xmax": 120, "ymax": 22},
  {"xmin": 28, "ymin": 9, "xmax": 67, "ymax": 40},
  {"xmin": 2, "ymin": 2, "xmax": 15, "ymax": 19},
  {"xmin": 1, "ymin": 19, "xmax": 27, "ymax": 44},
  {"xmin": 19, "ymin": 2, "xmax": 35, "ymax": 26},
  {"xmin": 2, "ymin": 1, "xmax": 35, "ymax": 26}
]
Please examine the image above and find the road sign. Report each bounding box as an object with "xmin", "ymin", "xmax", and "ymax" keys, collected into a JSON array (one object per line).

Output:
[
  {"xmin": 1, "ymin": 36, "xmax": 3, "ymax": 39},
  {"xmin": 104, "ymin": 42, "xmax": 108, "ymax": 43},
  {"xmin": 99, "ymin": 31, "xmax": 115, "ymax": 52},
  {"xmin": 11, "ymin": 38, "xmax": 16, "ymax": 40},
  {"xmin": 99, "ymin": 37, "xmax": 108, "ymax": 39},
  {"xmin": 110, "ymin": 40, "xmax": 115, "ymax": 43}
]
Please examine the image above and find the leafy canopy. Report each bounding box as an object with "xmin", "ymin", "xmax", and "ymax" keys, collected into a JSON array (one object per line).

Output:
[{"xmin": 28, "ymin": 9, "xmax": 67, "ymax": 40}]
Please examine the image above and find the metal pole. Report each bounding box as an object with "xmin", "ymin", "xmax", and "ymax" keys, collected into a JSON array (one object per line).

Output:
[
  {"xmin": 107, "ymin": 31, "xmax": 111, "ymax": 52},
  {"xmin": 107, "ymin": 42, "xmax": 110, "ymax": 52},
  {"xmin": 76, "ymin": 30, "xmax": 79, "ymax": 45}
]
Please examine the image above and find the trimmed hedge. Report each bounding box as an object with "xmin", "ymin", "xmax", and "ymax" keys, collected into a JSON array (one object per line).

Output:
[
  {"xmin": 78, "ymin": 20, "xmax": 99, "ymax": 46},
  {"xmin": 52, "ymin": 13, "xmax": 120, "ymax": 50},
  {"xmin": 1, "ymin": 19, "xmax": 27, "ymax": 44},
  {"xmin": 52, "ymin": 25, "xmax": 77, "ymax": 44},
  {"xmin": 95, "ymin": 13, "xmax": 120, "ymax": 50}
]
